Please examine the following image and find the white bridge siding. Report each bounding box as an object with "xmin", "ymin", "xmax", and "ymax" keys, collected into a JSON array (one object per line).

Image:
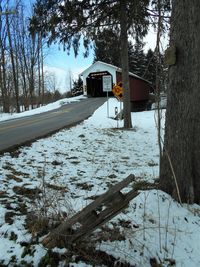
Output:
[{"xmin": 80, "ymin": 61, "xmax": 119, "ymax": 95}]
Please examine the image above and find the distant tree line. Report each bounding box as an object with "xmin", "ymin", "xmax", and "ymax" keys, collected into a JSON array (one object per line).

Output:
[{"xmin": 0, "ymin": 0, "xmax": 70, "ymax": 114}]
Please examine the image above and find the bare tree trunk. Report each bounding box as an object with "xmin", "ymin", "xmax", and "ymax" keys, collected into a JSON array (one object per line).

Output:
[
  {"xmin": 37, "ymin": 34, "xmax": 41, "ymax": 107},
  {"xmin": 29, "ymin": 33, "xmax": 37, "ymax": 109},
  {"xmin": 0, "ymin": 62, "xmax": 5, "ymax": 112},
  {"xmin": 0, "ymin": 45, "xmax": 10, "ymax": 113},
  {"xmin": 155, "ymin": 0, "xmax": 163, "ymax": 173},
  {"xmin": 160, "ymin": 0, "xmax": 200, "ymax": 204},
  {"xmin": 37, "ymin": 33, "xmax": 45, "ymax": 106},
  {"xmin": 0, "ymin": 11, "xmax": 10, "ymax": 113},
  {"xmin": 16, "ymin": 3, "xmax": 29, "ymax": 111},
  {"xmin": 6, "ymin": 13, "xmax": 20, "ymax": 113},
  {"xmin": 41, "ymin": 44, "xmax": 45, "ymax": 105},
  {"xmin": 18, "ymin": 37, "xmax": 29, "ymax": 111},
  {"xmin": 120, "ymin": 0, "xmax": 132, "ymax": 129}
]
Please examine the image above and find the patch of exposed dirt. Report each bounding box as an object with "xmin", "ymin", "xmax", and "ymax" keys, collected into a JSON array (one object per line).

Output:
[
  {"xmin": 5, "ymin": 211, "xmax": 16, "ymax": 224},
  {"xmin": 73, "ymin": 245, "xmax": 135, "ymax": 267},
  {"xmin": 0, "ymin": 191, "xmax": 8, "ymax": 198},
  {"xmin": 51, "ymin": 160, "xmax": 63, "ymax": 166},
  {"xmin": 45, "ymin": 183, "xmax": 68, "ymax": 191},
  {"xmin": 13, "ymin": 186, "xmax": 42, "ymax": 199},
  {"xmin": 6, "ymin": 174, "xmax": 23, "ymax": 183},
  {"xmin": 76, "ymin": 182, "xmax": 94, "ymax": 191}
]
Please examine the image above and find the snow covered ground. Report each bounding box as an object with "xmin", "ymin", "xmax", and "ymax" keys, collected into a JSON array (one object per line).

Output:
[{"xmin": 0, "ymin": 96, "xmax": 199, "ymax": 267}]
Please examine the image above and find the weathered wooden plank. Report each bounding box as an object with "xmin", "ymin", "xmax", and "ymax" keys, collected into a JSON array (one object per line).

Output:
[
  {"xmin": 69, "ymin": 190, "xmax": 139, "ymax": 243},
  {"xmin": 74, "ymin": 174, "xmax": 135, "ymax": 220},
  {"xmin": 59, "ymin": 174, "xmax": 135, "ymax": 227},
  {"xmin": 42, "ymin": 174, "xmax": 136, "ymax": 248}
]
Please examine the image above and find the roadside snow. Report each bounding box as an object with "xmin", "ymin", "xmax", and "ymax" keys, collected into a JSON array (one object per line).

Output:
[
  {"xmin": 0, "ymin": 96, "xmax": 199, "ymax": 267},
  {"xmin": 0, "ymin": 95, "xmax": 86, "ymax": 122}
]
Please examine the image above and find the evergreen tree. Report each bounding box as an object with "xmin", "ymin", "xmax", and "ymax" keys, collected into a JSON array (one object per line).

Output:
[
  {"xmin": 93, "ymin": 28, "xmax": 136, "ymax": 70},
  {"xmin": 93, "ymin": 29, "xmax": 121, "ymax": 67},
  {"xmin": 30, "ymin": 0, "xmax": 150, "ymax": 56},
  {"xmin": 143, "ymin": 48, "xmax": 157, "ymax": 88},
  {"xmin": 71, "ymin": 76, "xmax": 83, "ymax": 96},
  {"xmin": 129, "ymin": 37, "xmax": 146, "ymax": 77}
]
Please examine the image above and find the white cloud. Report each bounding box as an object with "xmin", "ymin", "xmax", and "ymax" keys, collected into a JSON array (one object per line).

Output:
[{"xmin": 44, "ymin": 65, "xmax": 70, "ymax": 93}]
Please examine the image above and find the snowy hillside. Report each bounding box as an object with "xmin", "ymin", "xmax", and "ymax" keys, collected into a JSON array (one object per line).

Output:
[{"xmin": 0, "ymin": 97, "xmax": 199, "ymax": 267}]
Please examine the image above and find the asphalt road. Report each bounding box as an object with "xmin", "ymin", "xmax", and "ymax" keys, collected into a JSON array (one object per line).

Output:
[{"xmin": 0, "ymin": 97, "xmax": 106, "ymax": 153}]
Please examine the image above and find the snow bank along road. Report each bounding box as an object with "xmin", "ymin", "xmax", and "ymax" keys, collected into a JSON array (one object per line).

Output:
[{"xmin": 0, "ymin": 97, "xmax": 106, "ymax": 152}]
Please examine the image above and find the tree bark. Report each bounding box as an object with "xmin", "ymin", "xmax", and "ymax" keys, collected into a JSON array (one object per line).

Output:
[
  {"xmin": 120, "ymin": 0, "xmax": 132, "ymax": 129},
  {"xmin": 160, "ymin": 0, "xmax": 200, "ymax": 204},
  {"xmin": 0, "ymin": 40, "xmax": 10, "ymax": 113},
  {"xmin": 6, "ymin": 13, "xmax": 20, "ymax": 113}
]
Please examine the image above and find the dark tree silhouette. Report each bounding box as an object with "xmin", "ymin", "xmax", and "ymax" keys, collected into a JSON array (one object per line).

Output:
[{"xmin": 160, "ymin": 0, "xmax": 200, "ymax": 204}]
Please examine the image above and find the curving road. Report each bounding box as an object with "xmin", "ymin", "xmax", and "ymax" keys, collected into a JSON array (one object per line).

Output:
[{"xmin": 0, "ymin": 97, "xmax": 106, "ymax": 153}]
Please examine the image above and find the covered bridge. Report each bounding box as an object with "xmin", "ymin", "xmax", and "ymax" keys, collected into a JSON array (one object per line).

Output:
[{"xmin": 80, "ymin": 61, "xmax": 152, "ymax": 111}]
